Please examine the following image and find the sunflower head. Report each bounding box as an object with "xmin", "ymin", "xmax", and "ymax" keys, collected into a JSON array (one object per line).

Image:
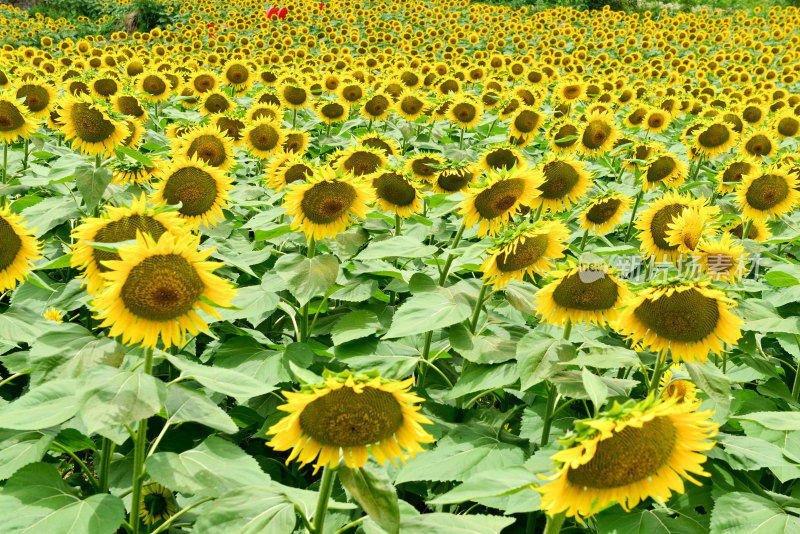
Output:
[
  {"xmin": 362, "ymin": 93, "xmax": 391, "ymax": 120},
  {"xmin": 139, "ymin": 483, "xmax": 177, "ymax": 526},
  {"xmin": 314, "ymin": 99, "xmax": 349, "ymax": 124},
  {"xmin": 447, "ymin": 96, "xmax": 483, "ymax": 130},
  {"xmin": 532, "ymin": 156, "xmax": 592, "ymax": 213},
  {"xmin": 112, "ymin": 94, "xmax": 147, "ymax": 122},
  {"xmin": 151, "ymin": 157, "xmax": 233, "ymax": 228},
  {"xmin": 0, "ymin": 206, "xmax": 42, "ymax": 293},
  {"xmin": 716, "ymin": 158, "xmax": 755, "ymax": 193},
  {"xmin": 338, "ymin": 145, "xmax": 388, "ymax": 177},
  {"xmin": 635, "ymin": 192, "xmax": 710, "ymax": 261},
  {"xmin": 578, "ymin": 110, "xmax": 618, "ymax": 157},
  {"xmin": 665, "ymin": 205, "xmax": 721, "ymax": 253},
  {"xmin": 694, "ymin": 119, "xmax": 738, "ymax": 159},
  {"xmin": 59, "ymin": 95, "xmax": 126, "ymax": 157},
  {"xmin": 405, "ymin": 152, "xmax": 446, "ymax": 182},
  {"xmin": 660, "ymin": 366, "xmax": 698, "ymax": 404},
  {"xmin": 461, "ymin": 166, "xmax": 543, "ymax": 237},
  {"xmin": 178, "ymin": 125, "xmax": 235, "ymax": 171},
  {"xmin": 0, "ymin": 95, "xmax": 38, "ymax": 143},
  {"xmin": 283, "ymin": 129, "xmax": 311, "ymax": 154},
  {"xmin": 643, "ymin": 152, "xmax": 688, "ymax": 190},
  {"xmin": 371, "ymin": 169, "xmax": 423, "ymax": 218},
  {"xmin": 736, "ymin": 165, "xmax": 799, "ymax": 221},
  {"xmin": 244, "ymin": 119, "xmax": 285, "ymax": 159},
  {"xmin": 580, "ymin": 192, "xmax": 632, "ymax": 235},
  {"xmin": 137, "ymin": 71, "xmax": 171, "ymax": 102},
  {"xmin": 267, "ymin": 371, "xmax": 433, "ymax": 472},
  {"xmin": 478, "ymin": 145, "xmax": 527, "ymax": 173},
  {"xmin": 267, "ymin": 153, "xmax": 315, "ymax": 191},
  {"xmin": 698, "ymin": 233, "xmax": 748, "ymax": 283},
  {"xmin": 548, "ymin": 120, "xmax": 580, "ymax": 155},
  {"xmin": 200, "ymin": 91, "xmax": 235, "ymax": 115},
  {"xmin": 433, "ymin": 164, "xmax": 477, "ymax": 194},
  {"xmin": 358, "ymin": 132, "xmax": 400, "ymax": 159}
]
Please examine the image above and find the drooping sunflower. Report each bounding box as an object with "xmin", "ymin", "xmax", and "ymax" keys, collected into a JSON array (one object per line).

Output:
[
  {"xmin": 642, "ymin": 152, "xmax": 689, "ymax": 191},
  {"xmin": 478, "ymin": 145, "xmax": 527, "ymax": 173},
  {"xmin": 358, "ymin": 132, "xmax": 401, "ymax": 159},
  {"xmin": 266, "ymin": 372, "xmax": 434, "ymax": 473},
  {"xmin": 432, "ymin": 164, "xmax": 478, "ymax": 194},
  {"xmin": 725, "ymin": 218, "xmax": 771, "ymax": 242},
  {"xmin": 139, "ymin": 483, "xmax": 176, "ymax": 526},
  {"xmin": 538, "ymin": 395, "xmax": 717, "ymax": 518},
  {"xmin": 460, "ymin": 166, "xmax": 543, "ymax": 237},
  {"xmin": 109, "ymin": 157, "xmax": 163, "ymax": 187},
  {"xmin": 548, "ymin": 120, "xmax": 581, "ymax": 155},
  {"xmin": 283, "ymin": 129, "xmax": 311, "ymax": 154},
  {"xmin": 71, "ymin": 195, "xmax": 186, "ymax": 295},
  {"xmin": 0, "ymin": 94, "xmax": 38, "ymax": 143},
  {"xmin": 136, "ymin": 71, "xmax": 171, "ymax": 102},
  {"xmin": 283, "ymin": 167, "xmax": 375, "ymax": 241},
  {"xmin": 59, "ymin": 95, "xmax": 126, "ymax": 157},
  {"xmin": 739, "ymin": 129, "xmax": 778, "ymax": 159},
  {"xmin": 580, "ymin": 192, "xmax": 631, "ymax": 235},
  {"xmin": 199, "ymin": 91, "xmax": 235, "ymax": 116},
  {"xmin": 693, "ymin": 120, "xmax": 738, "ymax": 159},
  {"xmin": 151, "ymin": 156, "xmax": 233, "ymax": 228},
  {"xmin": 698, "ymin": 233, "xmax": 748, "ymax": 283},
  {"xmin": 534, "ymin": 264, "xmax": 631, "ymax": 327},
  {"xmin": 112, "ymin": 94, "xmax": 148, "ymax": 123},
  {"xmin": 0, "ymin": 206, "xmax": 41, "ymax": 293},
  {"xmin": 405, "ymin": 152, "xmax": 446, "ymax": 182},
  {"xmin": 615, "ymin": 279, "xmax": 743, "ymax": 363},
  {"xmin": 447, "ymin": 96, "xmax": 483, "ymax": 131},
  {"xmin": 660, "ymin": 365, "xmax": 698, "ymax": 404},
  {"xmin": 92, "ymin": 232, "xmax": 236, "ymax": 349},
  {"xmin": 736, "ymin": 165, "xmax": 800, "ymax": 220},
  {"xmin": 178, "ymin": 125, "xmax": 235, "ymax": 171},
  {"xmin": 635, "ymin": 192, "xmax": 709, "ymax": 262},
  {"xmin": 338, "ymin": 145, "xmax": 388, "ymax": 177},
  {"xmin": 715, "ymin": 158, "xmax": 756, "ymax": 193},
  {"xmin": 371, "ymin": 169, "xmax": 423, "ymax": 218},
  {"xmin": 530, "ymin": 156, "xmax": 591, "ymax": 213},
  {"xmin": 243, "ymin": 119, "xmax": 285, "ymax": 159},
  {"xmin": 578, "ymin": 110, "xmax": 618, "ymax": 157},
  {"xmin": 267, "ymin": 153, "xmax": 315, "ymax": 191},
  {"xmin": 665, "ymin": 206, "xmax": 721, "ymax": 254}
]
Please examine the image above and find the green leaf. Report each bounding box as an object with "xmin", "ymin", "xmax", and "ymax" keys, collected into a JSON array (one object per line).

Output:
[
  {"xmin": 686, "ymin": 362, "xmax": 731, "ymax": 418},
  {"xmin": 164, "ymin": 384, "xmax": 238, "ymax": 433},
  {"xmin": 503, "ymin": 280, "xmax": 539, "ymax": 315},
  {"xmin": 732, "ymin": 411, "xmax": 800, "ymax": 431},
  {"xmin": 596, "ymin": 507, "xmax": 696, "ymax": 534},
  {"xmin": 115, "ymin": 145, "xmax": 153, "ymax": 166},
  {"xmin": 384, "ymin": 290, "xmax": 471, "ymax": 339},
  {"xmin": 428, "ymin": 466, "xmax": 538, "ymax": 505},
  {"xmin": 710, "ymin": 492, "xmax": 800, "ymax": 534},
  {"xmin": 765, "ymin": 271, "xmax": 800, "ymax": 287},
  {"xmin": 447, "ymin": 362, "xmax": 519, "ymax": 399},
  {"xmin": 0, "ymin": 306, "xmax": 52, "ymax": 344},
  {"xmin": 0, "ymin": 429, "xmax": 56, "ymax": 480},
  {"xmin": 582, "ymin": 368, "xmax": 608, "ymax": 411},
  {"xmin": 398, "ymin": 513, "xmax": 514, "ymax": 534},
  {"xmin": 449, "ymin": 324, "xmax": 518, "ymax": 364},
  {"xmin": 572, "ymin": 345, "xmax": 639, "ymax": 368},
  {"xmin": 0, "ymin": 463, "xmax": 124, "ymax": 534},
  {"xmin": 275, "ymin": 253, "xmax": 340, "ymax": 306},
  {"xmin": 331, "ymin": 310, "xmax": 381, "ymax": 345},
  {"xmin": 0, "ymin": 379, "xmax": 79, "ymax": 430},
  {"xmin": 145, "ymin": 436, "xmax": 271, "ymax": 498},
  {"xmin": 74, "ymin": 164, "xmax": 112, "ymax": 211},
  {"xmin": 717, "ymin": 434, "xmax": 800, "ymax": 482},
  {"xmin": 339, "ymin": 463, "xmax": 400, "ymax": 534},
  {"xmin": 77, "ymin": 366, "xmax": 166, "ymax": 442},
  {"xmin": 516, "ymin": 332, "xmax": 573, "ymax": 391},
  {"xmin": 167, "ymin": 354, "xmax": 275, "ymax": 403},
  {"xmin": 20, "ymin": 196, "xmax": 81, "ymax": 236},
  {"xmin": 191, "ymin": 486, "xmax": 296, "ymax": 534},
  {"xmin": 355, "ymin": 235, "xmax": 438, "ymax": 260}
]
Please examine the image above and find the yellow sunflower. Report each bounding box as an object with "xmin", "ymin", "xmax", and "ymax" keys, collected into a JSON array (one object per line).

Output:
[
  {"xmin": 642, "ymin": 152, "xmax": 688, "ymax": 191},
  {"xmin": 266, "ymin": 372, "xmax": 434, "ymax": 473},
  {"xmin": 283, "ymin": 129, "xmax": 311, "ymax": 154},
  {"xmin": 314, "ymin": 100, "xmax": 349, "ymax": 124},
  {"xmin": 136, "ymin": 71, "xmax": 171, "ymax": 102},
  {"xmin": 199, "ymin": 91, "xmax": 235, "ymax": 116},
  {"xmin": 139, "ymin": 483, "xmax": 176, "ymax": 526},
  {"xmin": 773, "ymin": 110, "xmax": 800, "ymax": 139},
  {"xmin": 642, "ymin": 108, "xmax": 672, "ymax": 134},
  {"xmin": 59, "ymin": 95, "xmax": 126, "ymax": 157},
  {"xmin": 715, "ymin": 158, "xmax": 756, "ymax": 193},
  {"xmin": 698, "ymin": 233, "xmax": 748, "ymax": 283},
  {"xmin": 371, "ymin": 170, "xmax": 423, "ymax": 218},
  {"xmin": 0, "ymin": 94, "xmax": 38, "ymax": 143},
  {"xmin": 615, "ymin": 280, "xmax": 743, "ymax": 363},
  {"xmin": 178, "ymin": 125, "xmax": 236, "ymax": 171},
  {"xmin": 478, "ymin": 145, "xmax": 527, "ymax": 173},
  {"xmin": 405, "ymin": 152, "xmax": 446, "ymax": 182},
  {"xmin": 338, "ymin": 145, "xmax": 388, "ymax": 177},
  {"xmin": 358, "ymin": 132, "xmax": 401, "ymax": 159},
  {"xmin": 460, "ymin": 166, "xmax": 543, "ymax": 237},
  {"xmin": 538, "ymin": 395, "xmax": 717, "ymax": 518},
  {"xmin": 432, "ymin": 164, "xmax": 478, "ymax": 194},
  {"xmin": 660, "ymin": 365, "xmax": 698, "ymax": 404},
  {"xmin": 635, "ymin": 192, "xmax": 709, "ymax": 262},
  {"xmin": 109, "ymin": 157, "xmax": 163, "ymax": 187},
  {"xmin": 92, "ymin": 232, "xmax": 236, "ymax": 349},
  {"xmin": 0, "ymin": 206, "xmax": 41, "ymax": 293},
  {"xmin": 71, "ymin": 195, "xmax": 186, "ymax": 295},
  {"xmin": 693, "ymin": 120, "xmax": 738, "ymax": 159},
  {"xmin": 510, "ymin": 106, "xmax": 544, "ymax": 139},
  {"xmin": 736, "ymin": 165, "xmax": 799, "ymax": 220},
  {"xmin": 283, "ymin": 167, "xmax": 375, "ymax": 241},
  {"xmin": 151, "ymin": 156, "xmax": 233, "ymax": 228},
  {"xmin": 222, "ymin": 61, "xmax": 254, "ymax": 92},
  {"xmin": 278, "ymin": 82, "xmax": 310, "ymax": 110},
  {"xmin": 267, "ymin": 153, "xmax": 314, "ymax": 191},
  {"xmin": 534, "ymin": 264, "xmax": 630, "ymax": 327},
  {"xmin": 665, "ymin": 206, "xmax": 721, "ymax": 254},
  {"xmin": 725, "ymin": 218, "xmax": 771, "ymax": 242},
  {"xmin": 112, "ymin": 94, "xmax": 148, "ymax": 123},
  {"xmin": 578, "ymin": 110, "xmax": 618, "ymax": 157},
  {"xmin": 14, "ymin": 82, "xmax": 56, "ymax": 119},
  {"xmin": 548, "ymin": 120, "xmax": 581, "ymax": 155},
  {"xmin": 531, "ymin": 156, "xmax": 592, "ymax": 213},
  {"xmin": 395, "ymin": 91, "xmax": 427, "ymax": 121},
  {"xmin": 580, "ymin": 192, "xmax": 632, "ymax": 235},
  {"xmin": 243, "ymin": 119, "xmax": 285, "ymax": 159},
  {"xmin": 446, "ymin": 96, "xmax": 483, "ymax": 130}
]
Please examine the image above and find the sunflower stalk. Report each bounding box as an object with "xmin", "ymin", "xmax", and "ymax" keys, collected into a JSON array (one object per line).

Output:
[
  {"xmin": 130, "ymin": 346, "xmax": 155, "ymax": 534},
  {"xmin": 300, "ymin": 238, "xmax": 317, "ymax": 342},
  {"xmin": 98, "ymin": 437, "xmax": 115, "ymax": 493},
  {"xmin": 540, "ymin": 382, "xmax": 559, "ymax": 447},
  {"xmin": 624, "ymin": 189, "xmax": 643, "ymax": 241},
  {"xmin": 438, "ymin": 221, "xmax": 467, "ymax": 286},
  {"xmin": 578, "ymin": 229, "xmax": 589, "ymax": 252},
  {"xmin": 741, "ymin": 219, "xmax": 754, "ymax": 242},
  {"xmin": 311, "ymin": 466, "xmax": 336, "ymax": 534},
  {"xmin": 793, "ymin": 335, "xmax": 800, "ymax": 401},
  {"xmin": 22, "ymin": 139, "xmax": 29, "ymax": 171},
  {"xmin": 469, "ymin": 281, "xmax": 490, "ymax": 334},
  {"xmin": 543, "ymin": 512, "xmax": 567, "ymax": 534},
  {"xmin": 649, "ymin": 351, "xmax": 667, "ymax": 394}
]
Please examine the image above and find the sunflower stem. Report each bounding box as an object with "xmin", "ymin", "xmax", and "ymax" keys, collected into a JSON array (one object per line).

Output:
[
  {"xmin": 2, "ymin": 141, "xmax": 7, "ymax": 185},
  {"xmin": 458, "ymin": 126, "xmax": 465, "ymax": 150},
  {"xmin": 394, "ymin": 213, "xmax": 402, "ymax": 237},
  {"xmin": 469, "ymin": 281, "xmax": 490, "ymax": 334},
  {"xmin": 438, "ymin": 222, "xmax": 467, "ymax": 286},
  {"xmin": 98, "ymin": 437, "xmax": 115, "ymax": 493},
  {"xmin": 130, "ymin": 346, "xmax": 154, "ymax": 534},
  {"xmin": 22, "ymin": 139, "xmax": 29, "ymax": 171},
  {"xmin": 792, "ymin": 336, "xmax": 800, "ymax": 401},
  {"xmin": 484, "ymin": 117, "xmax": 498, "ymax": 139},
  {"xmin": 543, "ymin": 512, "xmax": 567, "ymax": 534},
  {"xmin": 741, "ymin": 219, "xmax": 754, "ymax": 242},
  {"xmin": 562, "ymin": 319, "xmax": 572, "ymax": 341},
  {"xmin": 292, "ymin": 109, "xmax": 297, "ymax": 129},
  {"xmin": 52, "ymin": 441, "xmax": 100, "ymax": 493},
  {"xmin": 649, "ymin": 351, "xmax": 667, "ymax": 395},
  {"xmin": 311, "ymin": 466, "xmax": 336, "ymax": 534},
  {"xmin": 578, "ymin": 229, "xmax": 589, "ymax": 252},
  {"xmin": 540, "ymin": 382, "xmax": 558, "ymax": 447},
  {"xmin": 532, "ymin": 203, "xmax": 544, "ymax": 222},
  {"xmin": 624, "ymin": 189, "xmax": 643, "ymax": 241}
]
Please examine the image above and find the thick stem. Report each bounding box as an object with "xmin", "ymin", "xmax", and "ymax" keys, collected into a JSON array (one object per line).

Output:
[
  {"xmin": 292, "ymin": 109, "xmax": 298, "ymax": 129},
  {"xmin": 438, "ymin": 222, "xmax": 467, "ymax": 286},
  {"xmin": 312, "ymin": 467, "xmax": 336, "ymax": 534},
  {"xmin": 98, "ymin": 437, "xmax": 115, "ymax": 493},
  {"xmin": 625, "ymin": 189, "xmax": 643, "ymax": 241},
  {"xmin": 562, "ymin": 319, "xmax": 572, "ymax": 341},
  {"xmin": 543, "ymin": 512, "xmax": 567, "ymax": 534},
  {"xmin": 741, "ymin": 219, "xmax": 754, "ymax": 242},
  {"xmin": 22, "ymin": 139, "xmax": 29, "ymax": 171},
  {"xmin": 469, "ymin": 281, "xmax": 490, "ymax": 334},
  {"xmin": 458, "ymin": 126, "xmax": 465, "ymax": 150},
  {"xmin": 649, "ymin": 351, "xmax": 667, "ymax": 395},
  {"xmin": 2, "ymin": 141, "xmax": 7, "ymax": 184},
  {"xmin": 394, "ymin": 213, "xmax": 402, "ymax": 237},
  {"xmin": 578, "ymin": 229, "xmax": 589, "ymax": 252},
  {"xmin": 540, "ymin": 382, "xmax": 558, "ymax": 447},
  {"xmin": 130, "ymin": 347, "xmax": 154, "ymax": 534},
  {"xmin": 793, "ymin": 336, "xmax": 800, "ymax": 401}
]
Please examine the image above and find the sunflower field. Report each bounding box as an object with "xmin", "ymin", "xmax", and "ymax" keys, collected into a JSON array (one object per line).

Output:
[{"xmin": 2, "ymin": 0, "xmax": 800, "ymax": 532}]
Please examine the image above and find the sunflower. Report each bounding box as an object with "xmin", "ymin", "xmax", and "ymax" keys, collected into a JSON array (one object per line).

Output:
[
  {"xmin": 447, "ymin": 96, "xmax": 483, "ymax": 130},
  {"xmin": 433, "ymin": 164, "xmax": 478, "ymax": 194},
  {"xmin": 406, "ymin": 152, "xmax": 445, "ymax": 182},
  {"xmin": 59, "ymin": 95, "xmax": 126, "ymax": 157},
  {"xmin": 361, "ymin": 93, "xmax": 392, "ymax": 122},
  {"xmin": 266, "ymin": 372, "xmax": 433, "ymax": 473},
  {"xmin": 358, "ymin": 132, "xmax": 401, "ymax": 159},
  {"xmin": 0, "ymin": 94, "xmax": 38, "ymax": 143},
  {"xmin": 109, "ymin": 157, "xmax": 163, "ymax": 187},
  {"xmin": 338, "ymin": 145, "xmax": 388, "ymax": 177},
  {"xmin": 0, "ymin": 206, "xmax": 41, "ymax": 293},
  {"xmin": 478, "ymin": 145, "xmax": 527, "ymax": 173},
  {"xmin": 212, "ymin": 115, "xmax": 246, "ymax": 146},
  {"xmin": 151, "ymin": 156, "xmax": 233, "ymax": 228},
  {"xmin": 71, "ymin": 195, "xmax": 186, "ymax": 295},
  {"xmin": 120, "ymin": 119, "xmax": 144, "ymax": 149},
  {"xmin": 580, "ymin": 192, "xmax": 632, "ymax": 235},
  {"xmin": 625, "ymin": 142, "xmax": 663, "ymax": 172},
  {"xmin": 267, "ymin": 153, "xmax": 314, "ymax": 191},
  {"xmin": 534, "ymin": 264, "xmax": 631, "ymax": 327},
  {"xmin": 90, "ymin": 75, "xmax": 120, "ymax": 100},
  {"xmin": 773, "ymin": 110, "xmax": 800, "ymax": 139},
  {"xmin": 538, "ymin": 395, "xmax": 717, "ymax": 518},
  {"xmin": 615, "ymin": 280, "xmax": 742, "ymax": 363},
  {"xmin": 554, "ymin": 80, "xmax": 586, "ymax": 103},
  {"xmin": 460, "ymin": 166, "xmax": 543, "ymax": 237},
  {"xmin": 139, "ymin": 483, "xmax": 176, "ymax": 526},
  {"xmin": 178, "ymin": 125, "xmax": 235, "ymax": 171},
  {"xmin": 693, "ymin": 120, "xmax": 738, "ymax": 159},
  {"xmin": 243, "ymin": 119, "xmax": 285, "ymax": 159},
  {"xmin": 396, "ymin": 91, "xmax": 427, "ymax": 121},
  {"xmin": 283, "ymin": 129, "xmax": 311, "ymax": 154},
  {"xmin": 315, "ymin": 100, "xmax": 349, "ymax": 124},
  {"xmin": 716, "ymin": 158, "xmax": 755, "ymax": 193},
  {"xmin": 247, "ymin": 103, "xmax": 283, "ymax": 123},
  {"xmin": 660, "ymin": 366, "xmax": 698, "ymax": 404},
  {"xmin": 509, "ymin": 106, "xmax": 544, "ymax": 138},
  {"xmin": 15, "ymin": 82, "xmax": 56, "ymax": 119},
  {"xmin": 548, "ymin": 120, "xmax": 580, "ymax": 155},
  {"xmin": 92, "ymin": 232, "xmax": 236, "ymax": 349},
  {"xmin": 740, "ymin": 103, "xmax": 767, "ymax": 126},
  {"xmin": 698, "ymin": 233, "xmax": 748, "ymax": 283},
  {"xmin": 339, "ymin": 81, "xmax": 366, "ymax": 104},
  {"xmin": 283, "ymin": 167, "xmax": 375, "ymax": 241},
  {"xmin": 736, "ymin": 165, "xmax": 799, "ymax": 220},
  {"xmin": 726, "ymin": 218, "xmax": 771, "ymax": 242},
  {"xmin": 222, "ymin": 61, "xmax": 253, "ymax": 91},
  {"xmin": 278, "ymin": 82, "xmax": 309, "ymax": 110},
  {"xmin": 199, "ymin": 91, "xmax": 235, "ymax": 115},
  {"xmin": 642, "ymin": 152, "xmax": 689, "ymax": 191},
  {"xmin": 578, "ymin": 111, "xmax": 618, "ymax": 157},
  {"xmin": 136, "ymin": 71, "xmax": 171, "ymax": 102},
  {"xmin": 636, "ymin": 192, "xmax": 709, "ymax": 262},
  {"xmin": 739, "ymin": 129, "xmax": 777, "ymax": 159},
  {"xmin": 665, "ymin": 206, "xmax": 721, "ymax": 254},
  {"xmin": 188, "ymin": 70, "xmax": 220, "ymax": 96},
  {"xmin": 112, "ymin": 94, "xmax": 148, "ymax": 123},
  {"xmin": 371, "ymin": 170, "xmax": 423, "ymax": 218},
  {"xmin": 531, "ymin": 156, "xmax": 592, "ymax": 213},
  {"xmin": 642, "ymin": 108, "xmax": 672, "ymax": 134}
]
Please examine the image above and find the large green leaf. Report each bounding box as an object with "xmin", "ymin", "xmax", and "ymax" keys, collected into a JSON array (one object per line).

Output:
[
  {"xmin": 0, "ymin": 379, "xmax": 79, "ymax": 430},
  {"xmin": 355, "ymin": 235, "xmax": 438, "ymax": 260},
  {"xmin": 191, "ymin": 486, "xmax": 296, "ymax": 534},
  {"xmin": 29, "ymin": 324, "xmax": 124, "ymax": 386},
  {"xmin": 686, "ymin": 362, "xmax": 731, "ymax": 418},
  {"xmin": 164, "ymin": 384, "xmax": 238, "ymax": 433},
  {"xmin": 397, "ymin": 513, "xmax": 514, "ymax": 534},
  {"xmin": 339, "ymin": 463, "xmax": 400, "ymax": 534},
  {"xmin": 331, "ymin": 309, "xmax": 381, "ymax": 345},
  {"xmin": 711, "ymin": 492, "xmax": 800, "ymax": 534},
  {"xmin": 167, "ymin": 354, "xmax": 275, "ymax": 402},
  {"xmin": 0, "ymin": 463, "xmax": 124, "ymax": 534},
  {"xmin": 275, "ymin": 253, "xmax": 340, "ymax": 306},
  {"xmin": 74, "ymin": 164, "xmax": 112, "ymax": 211},
  {"xmin": 716, "ymin": 434, "xmax": 800, "ymax": 482},
  {"xmin": 516, "ymin": 331, "xmax": 574, "ymax": 391},
  {"xmin": 384, "ymin": 290, "xmax": 471, "ymax": 339},
  {"xmin": 733, "ymin": 411, "xmax": 800, "ymax": 431},
  {"xmin": 0, "ymin": 429, "xmax": 56, "ymax": 480},
  {"xmin": 428, "ymin": 465, "xmax": 539, "ymax": 505}
]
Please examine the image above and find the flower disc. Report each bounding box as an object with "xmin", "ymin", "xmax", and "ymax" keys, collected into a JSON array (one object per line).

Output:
[
  {"xmin": 181, "ymin": 126, "xmax": 234, "ymax": 170},
  {"xmin": 245, "ymin": 120, "xmax": 283, "ymax": 158},
  {"xmin": 717, "ymin": 160, "xmax": 754, "ymax": 193},
  {"xmin": 120, "ymin": 254, "xmax": 205, "ymax": 321},
  {"xmin": 16, "ymin": 83, "xmax": 54, "ymax": 117},
  {"xmin": 0, "ymin": 207, "xmax": 41, "ymax": 292},
  {"xmin": 695, "ymin": 121, "xmax": 736, "ymax": 158},
  {"xmin": 480, "ymin": 147, "xmax": 525, "ymax": 172},
  {"xmin": 434, "ymin": 166, "xmax": 476, "ymax": 194},
  {"xmin": 60, "ymin": 96, "xmax": 124, "ymax": 156},
  {"xmin": 579, "ymin": 112, "xmax": 616, "ymax": 156},
  {"xmin": 406, "ymin": 154, "xmax": 444, "ymax": 181},
  {"xmin": 0, "ymin": 97, "xmax": 36, "ymax": 143},
  {"xmin": 580, "ymin": 193, "xmax": 630, "ymax": 234},
  {"xmin": 363, "ymin": 94, "xmax": 390, "ymax": 119},
  {"xmin": 534, "ymin": 158, "xmax": 591, "ymax": 212},
  {"xmin": 372, "ymin": 171, "xmax": 421, "ymax": 217},
  {"xmin": 737, "ymin": 168, "xmax": 799, "ymax": 220},
  {"xmin": 340, "ymin": 147, "xmax": 386, "ymax": 177},
  {"xmin": 742, "ymin": 132, "xmax": 775, "ymax": 158},
  {"xmin": 300, "ymin": 181, "xmax": 358, "ymax": 224},
  {"xmin": 153, "ymin": 158, "xmax": 232, "ymax": 228}
]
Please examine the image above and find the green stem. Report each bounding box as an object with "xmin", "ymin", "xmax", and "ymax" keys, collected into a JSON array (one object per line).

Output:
[
  {"xmin": 741, "ymin": 218, "xmax": 754, "ymax": 242},
  {"xmin": 95, "ymin": 154, "xmax": 102, "ymax": 169},
  {"xmin": 53, "ymin": 442, "xmax": 100, "ymax": 493},
  {"xmin": 98, "ymin": 437, "xmax": 114, "ymax": 493},
  {"xmin": 2, "ymin": 141, "xmax": 7, "ymax": 183},
  {"xmin": 540, "ymin": 382, "xmax": 558, "ymax": 447},
  {"xmin": 300, "ymin": 239, "xmax": 316, "ymax": 342},
  {"xmin": 792, "ymin": 336, "xmax": 800, "ymax": 401},
  {"xmin": 578, "ymin": 229, "xmax": 588, "ymax": 252},
  {"xmin": 438, "ymin": 222, "xmax": 467, "ymax": 286},
  {"xmin": 484, "ymin": 117, "xmax": 498, "ymax": 139},
  {"xmin": 394, "ymin": 213, "xmax": 402, "ymax": 237},
  {"xmin": 562, "ymin": 319, "xmax": 572, "ymax": 340},
  {"xmin": 312, "ymin": 467, "xmax": 336, "ymax": 534},
  {"xmin": 334, "ymin": 518, "xmax": 365, "ymax": 534},
  {"xmin": 458, "ymin": 126, "xmax": 465, "ymax": 150},
  {"xmin": 22, "ymin": 139, "xmax": 29, "ymax": 171},
  {"xmin": 292, "ymin": 109, "xmax": 298, "ymax": 129},
  {"xmin": 625, "ymin": 189, "xmax": 643, "ymax": 241},
  {"xmin": 532, "ymin": 203, "xmax": 544, "ymax": 222},
  {"xmin": 649, "ymin": 351, "xmax": 667, "ymax": 395},
  {"xmin": 0, "ymin": 372, "xmax": 24, "ymax": 388},
  {"xmin": 149, "ymin": 497, "xmax": 214, "ymax": 534},
  {"xmin": 153, "ymin": 102, "xmax": 159, "ymax": 132},
  {"xmin": 469, "ymin": 281, "xmax": 490, "ymax": 334},
  {"xmin": 543, "ymin": 511, "xmax": 567, "ymax": 534},
  {"xmin": 130, "ymin": 347, "xmax": 154, "ymax": 534}
]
